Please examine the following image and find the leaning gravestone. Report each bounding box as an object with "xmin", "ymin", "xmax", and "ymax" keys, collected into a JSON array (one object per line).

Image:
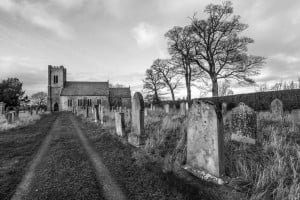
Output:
[
  {"xmin": 231, "ymin": 103, "xmax": 257, "ymax": 144},
  {"xmin": 185, "ymin": 101, "xmax": 224, "ymax": 179},
  {"xmin": 128, "ymin": 92, "xmax": 145, "ymax": 146},
  {"xmin": 270, "ymin": 98, "xmax": 283, "ymax": 120},
  {"xmin": 115, "ymin": 112, "xmax": 126, "ymax": 137}
]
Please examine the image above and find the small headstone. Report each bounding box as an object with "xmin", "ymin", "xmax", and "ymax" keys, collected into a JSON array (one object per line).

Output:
[
  {"xmin": 115, "ymin": 112, "xmax": 126, "ymax": 137},
  {"xmin": 180, "ymin": 102, "xmax": 186, "ymax": 115},
  {"xmin": 270, "ymin": 99, "xmax": 283, "ymax": 120},
  {"xmin": 99, "ymin": 105, "xmax": 104, "ymax": 124},
  {"xmin": 7, "ymin": 111, "xmax": 16, "ymax": 124},
  {"xmin": 164, "ymin": 104, "xmax": 170, "ymax": 113},
  {"xmin": 231, "ymin": 103, "xmax": 257, "ymax": 144},
  {"xmin": 128, "ymin": 92, "xmax": 145, "ymax": 146},
  {"xmin": 186, "ymin": 101, "xmax": 224, "ymax": 178}
]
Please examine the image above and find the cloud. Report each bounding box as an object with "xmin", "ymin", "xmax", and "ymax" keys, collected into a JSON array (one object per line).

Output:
[
  {"xmin": 0, "ymin": 0, "xmax": 74, "ymax": 39},
  {"xmin": 132, "ymin": 22, "xmax": 159, "ymax": 48}
]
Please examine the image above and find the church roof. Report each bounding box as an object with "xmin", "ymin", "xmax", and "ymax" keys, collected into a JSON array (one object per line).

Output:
[
  {"xmin": 60, "ymin": 81, "xmax": 109, "ymax": 96},
  {"xmin": 109, "ymin": 88, "xmax": 131, "ymax": 98}
]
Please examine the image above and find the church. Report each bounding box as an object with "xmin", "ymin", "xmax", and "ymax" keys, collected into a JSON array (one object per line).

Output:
[{"xmin": 47, "ymin": 65, "xmax": 131, "ymax": 112}]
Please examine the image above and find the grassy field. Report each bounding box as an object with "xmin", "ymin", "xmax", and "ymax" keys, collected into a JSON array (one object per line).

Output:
[{"xmin": 0, "ymin": 113, "xmax": 57, "ymax": 200}]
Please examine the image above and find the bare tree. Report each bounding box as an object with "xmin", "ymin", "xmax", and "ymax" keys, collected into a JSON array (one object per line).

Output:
[
  {"xmin": 189, "ymin": 1, "xmax": 265, "ymax": 96},
  {"xmin": 151, "ymin": 59, "xmax": 181, "ymax": 101},
  {"xmin": 31, "ymin": 92, "xmax": 47, "ymax": 107},
  {"xmin": 143, "ymin": 68, "xmax": 164, "ymax": 103},
  {"xmin": 165, "ymin": 26, "xmax": 200, "ymax": 101},
  {"xmin": 218, "ymin": 80, "xmax": 234, "ymax": 96}
]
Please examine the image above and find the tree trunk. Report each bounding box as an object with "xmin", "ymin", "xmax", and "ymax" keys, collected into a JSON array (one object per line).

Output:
[
  {"xmin": 185, "ymin": 73, "xmax": 191, "ymax": 101},
  {"xmin": 170, "ymin": 89, "xmax": 175, "ymax": 101},
  {"xmin": 211, "ymin": 77, "xmax": 218, "ymax": 97}
]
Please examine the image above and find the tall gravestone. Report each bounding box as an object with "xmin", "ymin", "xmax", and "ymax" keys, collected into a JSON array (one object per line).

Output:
[
  {"xmin": 180, "ymin": 102, "xmax": 186, "ymax": 115},
  {"xmin": 128, "ymin": 92, "xmax": 145, "ymax": 146},
  {"xmin": 94, "ymin": 105, "xmax": 99, "ymax": 123},
  {"xmin": 270, "ymin": 99, "xmax": 283, "ymax": 120},
  {"xmin": 186, "ymin": 101, "xmax": 224, "ymax": 178},
  {"xmin": 231, "ymin": 103, "xmax": 257, "ymax": 144},
  {"xmin": 99, "ymin": 105, "xmax": 104, "ymax": 124},
  {"xmin": 0, "ymin": 102, "xmax": 5, "ymax": 115},
  {"xmin": 164, "ymin": 104, "xmax": 170, "ymax": 113},
  {"xmin": 115, "ymin": 112, "xmax": 126, "ymax": 137}
]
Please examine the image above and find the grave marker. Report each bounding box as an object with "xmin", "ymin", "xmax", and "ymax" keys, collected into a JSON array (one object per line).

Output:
[
  {"xmin": 115, "ymin": 112, "xmax": 126, "ymax": 137},
  {"xmin": 231, "ymin": 103, "xmax": 257, "ymax": 144},
  {"xmin": 186, "ymin": 101, "xmax": 224, "ymax": 179},
  {"xmin": 128, "ymin": 92, "xmax": 145, "ymax": 146},
  {"xmin": 270, "ymin": 98, "xmax": 283, "ymax": 120}
]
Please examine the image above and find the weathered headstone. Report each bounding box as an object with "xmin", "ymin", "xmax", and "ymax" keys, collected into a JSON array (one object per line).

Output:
[
  {"xmin": 231, "ymin": 103, "xmax": 257, "ymax": 144},
  {"xmin": 291, "ymin": 109, "xmax": 300, "ymax": 131},
  {"xmin": 270, "ymin": 98, "xmax": 283, "ymax": 120},
  {"xmin": 164, "ymin": 104, "xmax": 170, "ymax": 113},
  {"xmin": 128, "ymin": 92, "xmax": 145, "ymax": 146},
  {"xmin": 94, "ymin": 105, "xmax": 99, "ymax": 123},
  {"xmin": 85, "ymin": 106, "xmax": 89, "ymax": 118},
  {"xmin": 7, "ymin": 111, "xmax": 16, "ymax": 124},
  {"xmin": 221, "ymin": 102, "xmax": 227, "ymax": 115},
  {"xmin": 186, "ymin": 101, "xmax": 224, "ymax": 179},
  {"xmin": 115, "ymin": 112, "xmax": 126, "ymax": 137},
  {"xmin": 0, "ymin": 102, "xmax": 5, "ymax": 115},
  {"xmin": 144, "ymin": 108, "xmax": 148, "ymax": 117},
  {"xmin": 180, "ymin": 102, "xmax": 186, "ymax": 115}
]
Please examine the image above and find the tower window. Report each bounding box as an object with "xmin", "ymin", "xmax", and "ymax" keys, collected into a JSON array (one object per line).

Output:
[{"xmin": 53, "ymin": 75, "xmax": 58, "ymax": 84}]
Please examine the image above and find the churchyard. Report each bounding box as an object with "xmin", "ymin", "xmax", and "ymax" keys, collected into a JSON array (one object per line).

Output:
[{"xmin": 73, "ymin": 91, "xmax": 300, "ymax": 199}]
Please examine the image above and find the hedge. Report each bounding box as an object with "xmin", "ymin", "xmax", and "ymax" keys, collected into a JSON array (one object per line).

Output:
[{"xmin": 159, "ymin": 89, "xmax": 300, "ymax": 112}]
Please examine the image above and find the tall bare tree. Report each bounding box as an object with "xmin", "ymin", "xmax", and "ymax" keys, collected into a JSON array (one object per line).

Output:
[
  {"xmin": 143, "ymin": 68, "xmax": 164, "ymax": 103},
  {"xmin": 31, "ymin": 92, "xmax": 47, "ymax": 107},
  {"xmin": 151, "ymin": 59, "xmax": 181, "ymax": 101},
  {"xmin": 190, "ymin": 1, "xmax": 265, "ymax": 96},
  {"xmin": 165, "ymin": 26, "xmax": 200, "ymax": 101}
]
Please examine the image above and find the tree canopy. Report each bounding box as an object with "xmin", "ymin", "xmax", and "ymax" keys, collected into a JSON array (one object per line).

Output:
[{"xmin": 0, "ymin": 78, "xmax": 25, "ymax": 107}]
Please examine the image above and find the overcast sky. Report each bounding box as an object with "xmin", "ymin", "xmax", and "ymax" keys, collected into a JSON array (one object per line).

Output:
[{"xmin": 0, "ymin": 0, "xmax": 300, "ymax": 98}]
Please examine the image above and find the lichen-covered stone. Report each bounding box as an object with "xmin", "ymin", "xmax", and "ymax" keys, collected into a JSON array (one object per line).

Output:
[
  {"xmin": 186, "ymin": 101, "xmax": 224, "ymax": 178},
  {"xmin": 231, "ymin": 102, "xmax": 257, "ymax": 144}
]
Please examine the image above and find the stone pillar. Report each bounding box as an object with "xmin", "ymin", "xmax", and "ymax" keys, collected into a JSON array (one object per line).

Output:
[
  {"xmin": 270, "ymin": 98, "xmax": 283, "ymax": 120},
  {"xmin": 231, "ymin": 103, "xmax": 257, "ymax": 144},
  {"xmin": 164, "ymin": 104, "xmax": 170, "ymax": 113},
  {"xmin": 180, "ymin": 102, "xmax": 186, "ymax": 115},
  {"xmin": 115, "ymin": 112, "xmax": 125, "ymax": 137},
  {"xmin": 128, "ymin": 92, "xmax": 145, "ymax": 146},
  {"xmin": 186, "ymin": 101, "xmax": 224, "ymax": 178}
]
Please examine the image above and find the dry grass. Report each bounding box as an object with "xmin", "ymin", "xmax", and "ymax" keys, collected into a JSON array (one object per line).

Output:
[{"xmin": 0, "ymin": 112, "xmax": 45, "ymax": 131}]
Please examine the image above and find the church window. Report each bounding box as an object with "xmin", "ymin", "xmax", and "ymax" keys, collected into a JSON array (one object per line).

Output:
[
  {"xmin": 87, "ymin": 99, "xmax": 92, "ymax": 107},
  {"xmin": 53, "ymin": 75, "xmax": 58, "ymax": 84}
]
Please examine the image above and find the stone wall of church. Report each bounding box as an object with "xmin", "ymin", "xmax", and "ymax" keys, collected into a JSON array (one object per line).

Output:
[{"xmin": 60, "ymin": 96, "xmax": 109, "ymax": 111}]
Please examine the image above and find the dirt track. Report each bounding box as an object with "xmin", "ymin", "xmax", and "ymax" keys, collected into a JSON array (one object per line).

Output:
[{"xmin": 5, "ymin": 112, "xmax": 211, "ymax": 200}]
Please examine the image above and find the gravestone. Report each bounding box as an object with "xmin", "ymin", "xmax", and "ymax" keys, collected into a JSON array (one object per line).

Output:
[
  {"xmin": 164, "ymin": 104, "xmax": 170, "ymax": 113},
  {"xmin": 186, "ymin": 102, "xmax": 189, "ymax": 111},
  {"xmin": 145, "ymin": 108, "xmax": 148, "ymax": 117},
  {"xmin": 270, "ymin": 98, "xmax": 283, "ymax": 120},
  {"xmin": 180, "ymin": 102, "xmax": 186, "ymax": 115},
  {"xmin": 221, "ymin": 102, "xmax": 227, "ymax": 115},
  {"xmin": 115, "ymin": 112, "xmax": 125, "ymax": 137},
  {"xmin": 99, "ymin": 105, "xmax": 104, "ymax": 124},
  {"xmin": 128, "ymin": 92, "xmax": 145, "ymax": 146},
  {"xmin": 7, "ymin": 111, "xmax": 16, "ymax": 124},
  {"xmin": 231, "ymin": 103, "xmax": 257, "ymax": 144},
  {"xmin": 291, "ymin": 109, "xmax": 300, "ymax": 131},
  {"xmin": 186, "ymin": 101, "xmax": 224, "ymax": 179},
  {"xmin": 0, "ymin": 102, "xmax": 5, "ymax": 115},
  {"xmin": 85, "ymin": 107, "xmax": 89, "ymax": 118},
  {"xmin": 94, "ymin": 105, "xmax": 99, "ymax": 123}
]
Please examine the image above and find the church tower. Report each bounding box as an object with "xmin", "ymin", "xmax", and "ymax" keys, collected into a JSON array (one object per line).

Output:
[{"xmin": 47, "ymin": 65, "xmax": 67, "ymax": 112}]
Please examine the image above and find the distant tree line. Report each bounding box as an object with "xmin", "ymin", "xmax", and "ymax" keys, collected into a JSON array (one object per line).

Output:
[{"xmin": 143, "ymin": 1, "xmax": 265, "ymax": 103}]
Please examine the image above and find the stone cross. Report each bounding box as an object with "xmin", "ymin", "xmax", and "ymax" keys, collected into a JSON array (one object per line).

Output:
[
  {"xmin": 270, "ymin": 98, "xmax": 283, "ymax": 119},
  {"xmin": 128, "ymin": 92, "xmax": 145, "ymax": 146},
  {"xmin": 231, "ymin": 103, "xmax": 257, "ymax": 144},
  {"xmin": 115, "ymin": 112, "xmax": 126, "ymax": 137},
  {"xmin": 186, "ymin": 101, "xmax": 224, "ymax": 178}
]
